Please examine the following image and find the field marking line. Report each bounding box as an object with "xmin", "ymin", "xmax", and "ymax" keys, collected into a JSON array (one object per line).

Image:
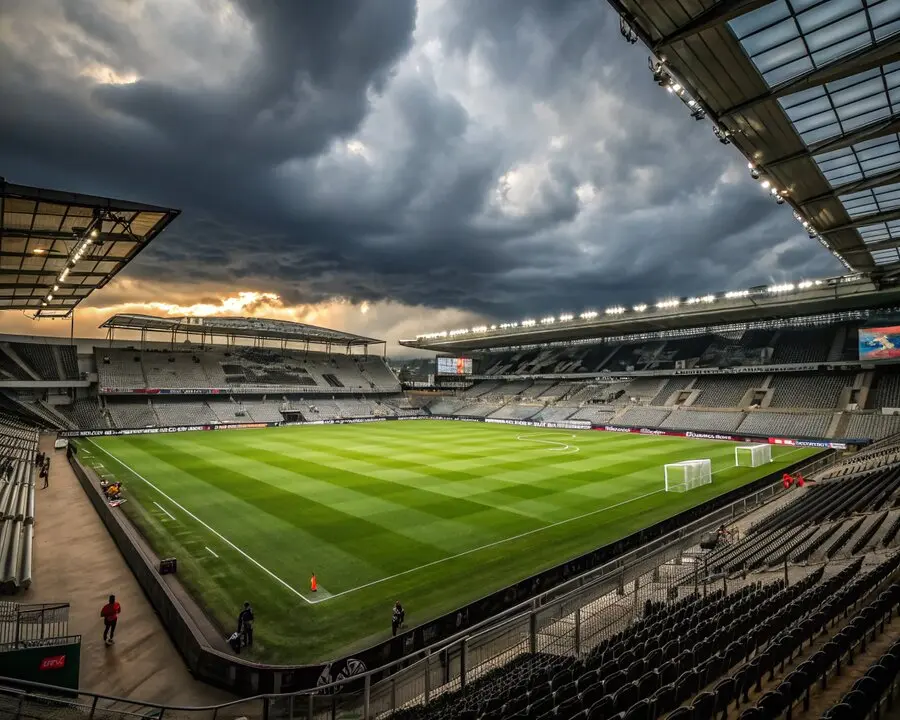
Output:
[
  {"xmin": 307, "ymin": 488, "xmax": 664, "ymax": 604},
  {"xmin": 87, "ymin": 438, "xmax": 815, "ymax": 608},
  {"xmin": 515, "ymin": 432, "xmax": 580, "ymax": 455},
  {"xmin": 205, "ymin": 546, "xmax": 219, "ymax": 558},
  {"xmin": 88, "ymin": 440, "xmax": 313, "ymax": 606},
  {"xmin": 310, "ymin": 444, "xmax": 814, "ymax": 603},
  {"xmin": 152, "ymin": 501, "xmax": 176, "ymax": 521}
]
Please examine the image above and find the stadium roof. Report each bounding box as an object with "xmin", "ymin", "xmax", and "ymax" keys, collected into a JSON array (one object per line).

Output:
[
  {"xmin": 401, "ymin": 273, "xmax": 900, "ymax": 351},
  {"xmin": 0, "ymin": 179, "xmax": 180, "ymax": 317},
  {"xmin": 607, "ymin": 0, "xmax": 900, "ymax": 274},
  {"xmin": 100, "ymin": 314, "xmax": 383, "ymax": 346}
]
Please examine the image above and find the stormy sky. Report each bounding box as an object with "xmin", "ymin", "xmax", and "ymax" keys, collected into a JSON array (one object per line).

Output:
[{"xmin": 0, "ymin": 0, "xmax": 841, "ymax": 350}]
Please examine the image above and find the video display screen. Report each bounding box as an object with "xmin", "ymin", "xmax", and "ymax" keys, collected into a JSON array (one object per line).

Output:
[
  {"xmin": 436, "ymin": 357, "xmax": 473, "ymax": 375},
  {"xmin": 859, "ymin": 325, "xmax": 900, "ymax": 361}
]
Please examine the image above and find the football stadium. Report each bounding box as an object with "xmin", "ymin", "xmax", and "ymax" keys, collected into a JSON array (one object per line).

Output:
[{"xmin": 4, "ymin": 1, "xmax": 900, "ymax": 719}]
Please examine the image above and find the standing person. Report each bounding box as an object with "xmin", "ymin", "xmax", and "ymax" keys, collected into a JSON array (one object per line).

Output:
[
  {"xmin": 40, "ymin": 463, "xmax": 48, "ymax": 489},
  {"xmin": 310, "ymin": 572, "xmax": 317, "ymax": 593},
  {"xmin": 238, "ymin": 602, "xmax": 254, "ymax": 648},
  {"xmin": 100, "ymin": 595, "xmax": 121, "ymax": 646},
  {"xmin": 392, "ymin": 601, "xmax": 405, "ymax": 637}
]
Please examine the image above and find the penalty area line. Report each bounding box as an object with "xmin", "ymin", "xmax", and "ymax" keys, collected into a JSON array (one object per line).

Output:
[
  {"xmin": 88, "ymin": 440, "xmax": 313, "ymax": 606},
  {"xmin": 308, "ymin": 487, "xmax": 665, "ymax": 604},
  {"xmin": 152, "ymin": 501, "xmax": 176, "ymax": 521}
]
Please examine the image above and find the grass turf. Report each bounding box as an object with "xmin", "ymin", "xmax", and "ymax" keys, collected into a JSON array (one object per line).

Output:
[{"xmin": 76, "ymin": 420, "xmax": 818, "ymax": 664}]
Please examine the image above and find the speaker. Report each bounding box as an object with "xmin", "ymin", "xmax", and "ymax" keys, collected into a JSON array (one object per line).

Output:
[
  {"xmin": 159, "ymin": 557, "xmax": 177, "ymax": 575},
  {"xmin": 699, "ymin": 533, "xmax": 718, "ymax": 550}
]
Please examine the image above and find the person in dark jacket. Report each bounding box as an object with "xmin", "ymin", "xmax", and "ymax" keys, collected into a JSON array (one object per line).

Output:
[
  {"xmin": 238, "ymin": 602, "xmax": 254, "ymax": 647},
  {"xmin": 392, "ymin": 601, "xmax": 405, "ymax": 636}
]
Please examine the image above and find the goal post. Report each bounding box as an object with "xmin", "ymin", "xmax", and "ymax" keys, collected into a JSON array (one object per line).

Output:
[
  {"xmin": 664, "ymin": 459, "xmax": 712, "ymax": 492},
  {"xmin": 735, "ymin": 443, "xmax": 772, "ymax": 468}
]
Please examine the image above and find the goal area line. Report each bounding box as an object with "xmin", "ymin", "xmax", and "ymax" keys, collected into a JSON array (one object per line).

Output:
[{"xmin": 86, "ymin": 441, "xmax": 811, "ymax": 605}]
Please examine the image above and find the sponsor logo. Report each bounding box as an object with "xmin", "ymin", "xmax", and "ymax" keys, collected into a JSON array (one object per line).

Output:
[
  {"xmin": 685, "ymin": 431, "xmax": 735, "ymax": 441},
  {"xmin": 602, "ymin": 425, "xmax": 632, "ymax": 433},
  {"xmin": 639, "ymin": 428, "xmax": 667, "ymax": 436},
  {"xmin": 39, "ymin": 655, "xmax": 66, "ymax": 671}
]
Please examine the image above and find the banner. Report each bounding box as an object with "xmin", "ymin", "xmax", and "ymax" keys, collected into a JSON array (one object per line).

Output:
[
  {"xmin": 596, "ymin": 424, "xmax": 849, "ymax": 450},
  {"xmin": 59, "ymin": 413, "xmax": 855, "ymax": 449}
]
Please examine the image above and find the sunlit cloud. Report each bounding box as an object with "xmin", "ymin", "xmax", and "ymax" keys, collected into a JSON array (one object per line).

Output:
[
  {"xmin": 80, "ymin": 64, "xmax": 140, "ymax": 86},
  {"xmin": 0, "ymin": 281, "xmax": 485, "ymax": 356}
]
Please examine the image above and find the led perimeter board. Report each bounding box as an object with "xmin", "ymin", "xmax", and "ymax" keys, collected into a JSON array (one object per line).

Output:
[{"xmin": 436, "ymin": 356, "xmax": 473, "ymax": 375}]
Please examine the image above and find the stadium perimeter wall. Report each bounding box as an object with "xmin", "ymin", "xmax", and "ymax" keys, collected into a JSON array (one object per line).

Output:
[{"xmin": 65, "ymin": 415, "xmax": 830, "ymax": 696}]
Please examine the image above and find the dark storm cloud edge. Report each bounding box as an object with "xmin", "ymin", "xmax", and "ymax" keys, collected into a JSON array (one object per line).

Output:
[{"xmin": 0, "ymin": 0, "xmax": 840, "ymax": 321}]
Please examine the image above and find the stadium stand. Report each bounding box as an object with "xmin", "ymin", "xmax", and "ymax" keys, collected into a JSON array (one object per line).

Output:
[
  {"xmin": 659, "ymin": 409, "xmax": 745, "ymax": 433},
  {"xmin": 0, "ymin": 417, "xmax": 38, "ymax": 593},
  {"xmin": 617, "ymin": 407, "xmax": 670, "ymax": 427},
  {"xmin": 768, "ymin": 373, "xmax": 849, "ymax": 409},
  {"xmin": 738, "ymin": 411, "xmax": 831, "ymax": 438},
  {"xmin": 691, "ymin": 374, "xmax": 764, "ymax": 408},
  {"xmin": 375, "ymin": 437, "xmax": 900, "ymax": 720},
  {"xmin": 108, "ymin": 401, "xmax": 160, "ymax": 429}
]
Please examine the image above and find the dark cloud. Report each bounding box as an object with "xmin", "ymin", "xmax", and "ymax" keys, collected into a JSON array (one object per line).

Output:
[{"xmin": 0, "ymin": 0, "xmax": 840, "ymax": 330}]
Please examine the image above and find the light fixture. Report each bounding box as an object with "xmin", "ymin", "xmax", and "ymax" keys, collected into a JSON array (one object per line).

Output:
[
  {"xmin": 761, "ymin": 180, "xmax": 771, "ymax": 190},
  {"xmin": 633, "ymin": 304, "xmax": 648, "ymax": 312},
  {"xmin": 750, "ymin": 167, "xmax": 760, "ymax": 180},
  {"xmin": 32, "ymin": 248, "xmax": 47, "ymax": 255}
]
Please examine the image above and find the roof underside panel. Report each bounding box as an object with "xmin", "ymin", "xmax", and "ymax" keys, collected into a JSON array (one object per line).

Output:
[
  {"xmin": 611, "ymin": 0, "xmax": 900, "ymax": 274},
  {"xmin": 0, "ymin": 181, "xmax": 180, "ymax": 317},
  {"xmin": 99, "ymin": 313, "xmax": 383, "ymax": 345}
]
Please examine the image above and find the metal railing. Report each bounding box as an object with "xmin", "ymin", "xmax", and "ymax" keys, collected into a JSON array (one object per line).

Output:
[
  {"xmin": 0, "ymin": 602, "xmax": 69, "ymax": 649},
  {"xmin": 0, "ymin": 451, "xmax": 836, "ymax": 720}
]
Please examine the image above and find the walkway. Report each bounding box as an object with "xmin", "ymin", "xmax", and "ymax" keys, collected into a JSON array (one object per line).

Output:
[{"xmin": 21, "ymin": 435, "xmax": 233, "ymax": 708}]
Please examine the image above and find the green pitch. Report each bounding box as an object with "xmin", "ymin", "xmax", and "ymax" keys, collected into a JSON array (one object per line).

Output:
[{"xmin": 76, "ymin": 420, "xmax": 818, "ymax": 664}]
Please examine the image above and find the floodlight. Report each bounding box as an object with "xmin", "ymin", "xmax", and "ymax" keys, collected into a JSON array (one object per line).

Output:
[
  {"xmin": 558, "ymin": 313, "xmax": 573, "ymax": 321},
  {"xmin": 53, "ymin": 285, "xmax": 59, "ymax": 291},
  {"xmin": 775, "ymin": 195, "xmax": 785, "ymax": 205},
  {"xmin": 761, "ymin": 180, "xmax": 771, "ymax": 190},
  {"xmin": 633, "ymin": 303, "xmax": 648, "ymax": 312},
  {"xmin": 701, "ymin": 295, "xmax": 715, "ymax": 303},
  {"xmin": 750, "ymin": 167, "xmax": 760, "ymax": 180},
  {"xmin": 46, "ymin": 294, "xmax": 53, "ymax": 302},
  {"xmin": 32, "ymin": 248, "xmax": 46, "ymax": 255},
  {"xmin": 91, "ymin": 229, "xmax": 99, "ymax": 238}
]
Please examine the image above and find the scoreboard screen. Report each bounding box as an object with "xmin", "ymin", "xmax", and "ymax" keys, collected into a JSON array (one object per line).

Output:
[
  {"xmin": 859, "ymin": 325, "xmax": 900, "ymax": 361},
  {"xmin": 436, "ymin": 357, "xmax": 473, "ymax": 375}
]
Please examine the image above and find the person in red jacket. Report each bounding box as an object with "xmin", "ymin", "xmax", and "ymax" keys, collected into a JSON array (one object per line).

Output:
[{"xmin": 101, "ymin": 594, "xmax": 121, "ymax": 646}]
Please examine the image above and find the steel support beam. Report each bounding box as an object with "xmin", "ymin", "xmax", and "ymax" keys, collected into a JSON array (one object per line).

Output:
[
  {"xmin": 653, "ymin": 0, "xmax": 775, "ymax": 51},
  {"xmin": 797, "ymin": 167, "xmax": 900, "ymax": 206},
  {"xmin": 765, "ymin": 112, "xmax": 900, "ymax": 169},
  {"xmin": 820, "ymin": 207, "xmax": 900, "ymax": 234},
  {"xmin": 720, "ymin": 36, "xmax": 900, "ymax": 117},
  {"xmin": 866, "ymin": 237, "xmax": 900, "ymax": 253}
]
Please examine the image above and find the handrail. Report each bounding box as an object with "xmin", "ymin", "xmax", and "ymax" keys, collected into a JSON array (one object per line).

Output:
[{"xmin": 6, "ymin": 450, "xmax": 833, "ymax": 712}]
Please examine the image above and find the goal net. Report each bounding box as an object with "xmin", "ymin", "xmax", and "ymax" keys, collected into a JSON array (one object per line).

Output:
[
  {"xmin": 735, "ymin": 444, "xmax": 772, "ymax": 468},
  {"xmin": 664, "ymin": 459, "xmax": 712, "ymax": 492}
]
